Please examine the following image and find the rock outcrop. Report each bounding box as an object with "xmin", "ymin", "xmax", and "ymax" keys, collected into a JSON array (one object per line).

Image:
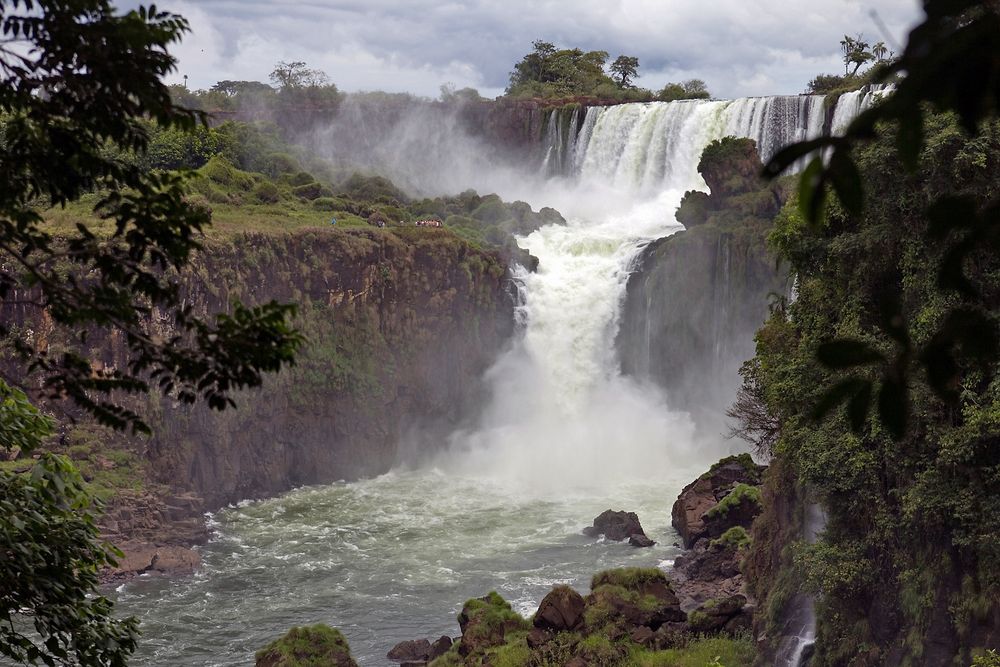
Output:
[
  {"xmin": 671, "ymin": 454, "xmax": 765, "ymax": 549},
  {"xmin": 583, "ymin": 509, "xmax": 655, "ymax": 546},
  {"xmin": 616, "ymin": 137, "xmax": 790, "ymax": 427}
]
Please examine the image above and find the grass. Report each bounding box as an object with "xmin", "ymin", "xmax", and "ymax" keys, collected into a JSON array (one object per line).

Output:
[
  {"xmin": 591, "ymin": 567, "xmax": 668, "ymax": 590},
  {"xmin": 628, "ymin": 635, "xmax": 756, "ymax": 667}
]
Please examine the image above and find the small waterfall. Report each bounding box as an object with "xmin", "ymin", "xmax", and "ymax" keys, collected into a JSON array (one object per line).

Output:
[
  {"xmin": 830, "ymin": 83, "xmax": 894, "ymax": 135},
  {"xmin": 774, "ymin": 503, "xmax": 827, "ymax": 667}
]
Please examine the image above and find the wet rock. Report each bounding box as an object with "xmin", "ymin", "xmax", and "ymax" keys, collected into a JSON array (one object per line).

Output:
[
  {"xmin": 107, "ymin": 542, "xmax": 200, "ymax": 580},
  {"xmin": 629, "ymin": 534, "xmax": 656, "ymax": 548},
  {"xmin": 387, "ymin": 639, "xmax": 431, "ymax": 663},
  {"xmin": 583, "ymin": 509, "xmax": 649, "ymax": 542},
  {"xmin": 256, "ymin": 625, "xmax": 358, "ymax": 667},
  {"xmin": 149, "ymin": 545, "xmax": 201, "ymax": 575},
  {"xmin": 526, "ymin": 627, "xmax": 551, "ymax": 649},
  {"xmin": 534, "ymin": 585, "xmax": 585, "ymax": 631}
]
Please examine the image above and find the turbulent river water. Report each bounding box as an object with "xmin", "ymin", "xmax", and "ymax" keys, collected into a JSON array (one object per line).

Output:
[
  {"xmin": 111, "ymin": 92, "xmax": 886, "ymax": 665},
  {"xmin": 115, "ymin": 195, "xmax": 712, "ymax": 666}
]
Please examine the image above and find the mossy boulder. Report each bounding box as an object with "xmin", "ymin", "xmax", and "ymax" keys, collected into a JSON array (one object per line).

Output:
[
  {"xmin": 584, "ymin": 568, "xmax": 685, "ymax": 634},
  {"xmin": 456, "ymin": 592, "xmax": 530, "ymax": 658},
  {"xmin": 255, "ymin": 625, "xmax": 357, "ymax": 667}
]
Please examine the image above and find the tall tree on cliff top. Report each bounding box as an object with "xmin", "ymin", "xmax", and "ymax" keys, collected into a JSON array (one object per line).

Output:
[
  {"xmin": 609, "ymin": 55, "xmax": 640, "ymax": 88},
  {"xmin": 0, "ymin": 0, "xmax": 301, "ymax": 664}
]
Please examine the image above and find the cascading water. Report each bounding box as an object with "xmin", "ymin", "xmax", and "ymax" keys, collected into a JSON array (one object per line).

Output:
[{"xmin": 111, "ymin": 91, "xmax": 884, "ymax": 666}]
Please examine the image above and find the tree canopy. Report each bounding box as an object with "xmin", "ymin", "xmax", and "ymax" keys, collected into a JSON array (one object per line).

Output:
[
  {"xmin": 506, "ymin": 40, "xmax": 652, "ymax": 101},
  {"xmin": 0, "ymin": 1, "xmax": 303, "ymax": 663}
]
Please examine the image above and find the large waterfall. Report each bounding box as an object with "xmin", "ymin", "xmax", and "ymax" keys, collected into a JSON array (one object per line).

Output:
[{"xmin": 113, "ymin": 90, "xmax": 884, "ymax": 666}]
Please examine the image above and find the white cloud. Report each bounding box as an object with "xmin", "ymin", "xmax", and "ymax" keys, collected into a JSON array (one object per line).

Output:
[{"xmin": 121, "ymin": 0, "xmax": 924, "ymax": 99}]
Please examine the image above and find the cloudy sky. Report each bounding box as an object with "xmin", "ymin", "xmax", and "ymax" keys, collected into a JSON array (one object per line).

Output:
[{"xmin": 128, "ymin": 0, "xmax": 925, "ymax": 100}]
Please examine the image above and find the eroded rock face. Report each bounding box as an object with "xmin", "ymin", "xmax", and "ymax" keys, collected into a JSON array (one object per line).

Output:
[
  {"xmin": 583, "ymin": 509, "xmax": 654, "ymax": 546},
  {"xmin": 671, "ymin": 455, "xmax": 765, "ymax": 548}
]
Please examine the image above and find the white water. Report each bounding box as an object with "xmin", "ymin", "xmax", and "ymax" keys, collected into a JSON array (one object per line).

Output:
[{"xmin": 112, "ymin": 92, "xmax": 885, "ymax": 665}]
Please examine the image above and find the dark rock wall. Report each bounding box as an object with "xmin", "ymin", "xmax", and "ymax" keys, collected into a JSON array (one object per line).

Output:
[{"xmin": 12, "ymin": 227, "xmax": 516, "ymax": 510}]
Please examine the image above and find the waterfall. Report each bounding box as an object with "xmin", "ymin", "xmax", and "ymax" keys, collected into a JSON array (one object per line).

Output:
[{"xmin": 830, "ymin": 83, "xmax": 894, "ymax": 135}]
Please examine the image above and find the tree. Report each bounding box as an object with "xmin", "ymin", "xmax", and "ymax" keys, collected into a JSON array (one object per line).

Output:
[
  {"xmin": 765, "ymin": 1, "xmax": 1000, "ymax": 437},
  {"xmin": 210, "ymin": 80, "xmax": 274, "ymax": 97},
  {"xmin": 1, "ymin": 382, "xmax": 138, "ymax": 666},
  {"xmin": 0, "ymin": 0, "xmax": 302, "ymax": 663},
  {"xmin": 840, "ymin": 33, "xmax": 874, "ymax": 75},
  {"xmin": 609, "ymin": 55, "xmax": 639, "ymax": 88},
  {"xmin": 269, "ymin": 60, "xmax": 329, "ymax": 89},
  {"xmin": 657, "ymin": 79, "xmax": 711, "ymax": 102}
]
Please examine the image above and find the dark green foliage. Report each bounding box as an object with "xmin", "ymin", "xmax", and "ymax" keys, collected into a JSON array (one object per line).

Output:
[
  {"xmin": 764, "ymin": 1, "xmax": 1000, "ymax": 440},
  {"xmin": 338, "ymin": 173, "xmax": 408, "ymax": 205},
  {"xmin": 609, "ymin": 55, "xmax": 640, "ymax": 88},
  {"xmin": 291, "ymin": 182, "xmax": 329, "ymax": 201},
  {"xmin": 255, "ymin": 625, "xmax": 357, "ymax": 667},
  {"xmin": 254, "ymin": 181, "xmax": 281, "ymax": 204},
  {"xmin": 657, "ymin": 79, "xmax": 711, "ymax": 102},
  {"xmin": 747, "ymin": 113, "xmax": 1000, "ymax": 662},
  {"xmin": 506, "ymin": 40, "xmax": 654, "ymax": 101},
  {"xmin": 0, "ymin": 382, "xmax": 139, "ymax": 666},
  {"xmin": 0, "ymin": 3, "xmax": 303, "ymax": 663}
]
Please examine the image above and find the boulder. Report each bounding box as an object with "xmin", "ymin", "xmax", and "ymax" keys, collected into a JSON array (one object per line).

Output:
[
  {"xmin": 671, "ymin": 454, "xmax": 765, "ymax": 549},
  {"xmin": 149, "ymin": 546, "xmax": 201, "ymax": 575},
  {"xmin": 428, "ymin": 636, "xmax": 452, "ymax": 661},
  {"xmin": 109, "ymin": 542, "xmax": 200, "ymax": 579},
  {"xmin": 629, "ymin": 534, "xmax": 656, "ymax": 548},
  {"xmin": 585, "ymin": 568, "xmax": 686, "ymax": 633},
  {"xmin": 387, "ymin": 639, "xmax": 431, "ymax": 663},
  {"xmin": 688, "ymin": 595, "xmax": 747, "ymax": 634},
  {"xmin": 534, "ymin": 585, "xmax": 586, "ymax": 631},
  {"xmin": 583, "ymin": 509, "xmax": 649, "ymax": 542}
]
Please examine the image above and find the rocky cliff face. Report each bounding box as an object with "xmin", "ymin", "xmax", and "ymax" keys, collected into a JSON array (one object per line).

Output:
[
  {"xmin": 13, "ymin": 227, "xmax": 516, "ymax": 515},
  {"xmin": 615, "ymin": 138, "xmax": 790, "ymax": 426},
  {"xmin": 149, "ymin": 228, "xmax": 516, "ymax": 508}
]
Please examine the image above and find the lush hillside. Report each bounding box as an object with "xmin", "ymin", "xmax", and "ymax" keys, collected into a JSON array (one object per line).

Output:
[{"xmin": 743, "ymin": 113, "xmax": 1000, "ymax": 665}]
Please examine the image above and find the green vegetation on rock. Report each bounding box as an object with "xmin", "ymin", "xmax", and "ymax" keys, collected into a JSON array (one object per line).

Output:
[{"xmin": 255, "ymin": 625, "xmax": 357, "ymax": 667}]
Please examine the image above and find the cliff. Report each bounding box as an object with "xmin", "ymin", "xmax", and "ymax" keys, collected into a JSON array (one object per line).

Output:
[
  {"xmin": 616, "ymin": 137, "xmax": 790, "ymax": 425},
  {"xmin": 9, "ymin": 226, "xmax": 517, "ymax": 538}
]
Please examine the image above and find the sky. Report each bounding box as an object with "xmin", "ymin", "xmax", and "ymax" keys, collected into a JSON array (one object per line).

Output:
[{"xmin": 123, "ymin": 0, "xmax": 926, "ymax": 100}]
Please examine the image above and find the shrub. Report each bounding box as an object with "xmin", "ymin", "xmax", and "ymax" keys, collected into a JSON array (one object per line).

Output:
[
  {"xmin": 253, "ymin": 181, "xmax": 281, "ymax": 204},
  {"xmin": 292, "ymin": 182, "xmax": 331, "ymax": 201}
]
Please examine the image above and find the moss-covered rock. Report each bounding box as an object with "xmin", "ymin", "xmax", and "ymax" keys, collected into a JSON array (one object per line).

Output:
[
  {"xmin": 585, "ymin": 568, "xmax": 686, "ymax": 634},
  {"xmin": 255, "ymin": 625, "xmax": 357, "ymax": 667},
  {"xmin": 456, "ymin": 592, "xmax": 530, "ymax": 658}
]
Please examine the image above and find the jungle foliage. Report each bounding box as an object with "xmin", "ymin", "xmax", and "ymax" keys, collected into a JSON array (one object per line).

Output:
[{"xmin": 738, "ymin": 0, "xmax": 1000, "ymax": 662}]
